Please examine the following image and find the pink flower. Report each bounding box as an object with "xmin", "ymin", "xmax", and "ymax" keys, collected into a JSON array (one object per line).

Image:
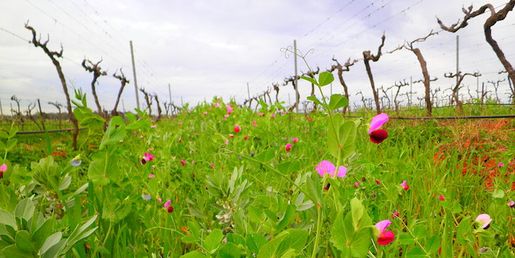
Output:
[
  {"xmin": 439, "ymin": 194, "xmax": 445, "ymax": 201},
  {"xmin": 0, "ymin": 163, "xmax": 6, "ymax": 178},
  {"xmin": 392, "ymin": 210, "xmax": 400, "ymax": 219},
  {"xmin": 141, "ymin": 153, "xmax": 155, "ymax": 165},
  {"xmin": 180, "ymin": 160, "xmax": 187, "ymax": 167},
  {"xmin": 214, "ymin": 102, "xmax": 220, "ymax": 108},
  {"xmin": 226, "ymin": 104, "xmax": 233, "ymax": 115},
  {"xmin": 292, "ymin": 137, "xmax": 299, "ymax": 144},
  {"xmin": 353, "ymin": 181, "xmax": 360, "ymax": 188},
  {"xmin": 285, "ymin": 143, "xmax": 292, "ymax": 152},
  {"xmin": 223, "ymin": 114, "xmax": 230, "ymax": 120},
  {"xmin": 252, "ymin": 120, "xmax": 257, "ymax": 127},
  {"xmin": 400, "ymin": 180, "xmax": 409, "ymax": 191},
  {"xmin": 369, "ymin": 113, "xmax": 389, "ymax": 144},
  {"xmin": 498, "ymin": 162, "xmax": 504, "ymax": 167},
  {"xmin": 475, "ymin": 214, "xmax": 492, "ymax": 229},
  {"xmin": 234, "ymin": 124, "xmax": 241, "ymax": 133},
  {"xmin": 148, "ymin": 173, "xmax": 155, "ymax": 179},
  {"xmin": 507, "ymin": 200, "xmax": 514, "ymax": 208},
  {"xmin": 375, "ymin": 220, "xmax": 395, "ymax": 246},
  {"xmin": 315, "ymin": 160, "xmax": 347, "ymax": 178},
  {"xmin": 164, "ymin": 200, "xmax": 172, "ymax": 209},
  {"xmin": 163, "ymin": 200, "xmax": 174, "ymax": 213}
]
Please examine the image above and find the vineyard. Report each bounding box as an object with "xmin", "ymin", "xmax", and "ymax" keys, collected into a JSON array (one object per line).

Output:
[{"xmin": 1, "ymin": 0, "xmax": 515, "ymax": 258}]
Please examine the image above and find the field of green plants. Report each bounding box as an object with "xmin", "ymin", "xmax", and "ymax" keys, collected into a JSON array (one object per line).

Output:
[{"xmin": 0, "ymin": 76, "xmax": 514, "ymax": 257}]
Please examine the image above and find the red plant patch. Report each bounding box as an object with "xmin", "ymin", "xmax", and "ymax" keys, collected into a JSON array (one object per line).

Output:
[{"xmin": 433, "ymin": 119, "xmax": 514, "ymax": 191}]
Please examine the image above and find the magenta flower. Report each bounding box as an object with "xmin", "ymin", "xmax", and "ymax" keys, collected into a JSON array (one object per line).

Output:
[
  {"xmin": 315, "ymin": 160, "xmax": 347, "ymax": 178},
  {"xmin": 164, "ymin": 199, "xmax": 174, "ymax": 213},
  {"xmin": 0, "ymin": 163, "xmax": 6, "ymax": 178},
  {"xmin": 439, "ymin": 194, "xmax": 445, "ymax": 201},
  {"xmin": 292, "ymin": 137, "xmax": 299, "ymax": 144},
  {"xmin": 141, "ymin": 152, "xmax": 155, "ymax": 165},
  {"xmin": 226, "ymin": 104, "xmax": 233, "ymax": 115},
  {"xmin": 400, "ymin": 180, "xmax": 409, "ymax": 191},
  {"xmin": 369, "ymin": 113, "xmax": 389, "ymax": 144},
  {"xmin": 375, "ymin": 220, "xmax": 395, "ymax": 246},
  {"xmin": 285, "ymin": 143, "xmax": 292, "ymax": 152},
  {"xmin": 498, "ymin": 162, "xmax": 504, "ymax": 167},
  {"xmin": 475, "ymin": 214, "xmax": 492, "ymax": 229}
]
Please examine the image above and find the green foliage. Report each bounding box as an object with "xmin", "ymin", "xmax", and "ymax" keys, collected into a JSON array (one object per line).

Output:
[
  {"xmin": 1, "ymin": 96, "xmax": 513, "ymax": 257},
  {"xmin": 0, "ymin": 199, "xmax": 97, "ymax": 258}
]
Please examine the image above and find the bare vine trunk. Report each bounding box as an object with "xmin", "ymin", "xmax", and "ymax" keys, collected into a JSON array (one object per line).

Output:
[
  {"xmin": 412, "ymin": 48, "xmax": 432, "ymax": 116},
  {"xmin": 363, "ymin": 59, "xmax": 381, "ymax": 114}
]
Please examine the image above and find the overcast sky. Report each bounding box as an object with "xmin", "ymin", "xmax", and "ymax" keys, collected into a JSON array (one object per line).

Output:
[{"xmin": 0, "ymin": 0, "xmax": 514, "ymax": 113}]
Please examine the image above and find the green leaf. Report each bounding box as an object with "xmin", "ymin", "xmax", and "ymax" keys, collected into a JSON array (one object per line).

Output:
[
  {"xmin": 318, "ymin": 71, "xmax": 334, "ymax": 87},
  {"xmin": 32, "ymin": 218, "xmax": 55, "ymax": 249},
  {"xmin": 328, "ymin": 94, "xmax": 348, "ymax": 111},
  {"xmin": 246, "ymin": 233, "xmax": 267, "ymax": 255},
  {"xmin": 300, "ymin": 76, "xmax": 318, "ymax": 86},
  {"xmin": 203, "ymin": 229, "xmax": 224, "ymax": 254},
  {"xmin": 99, "ymin": 116, "xmax": 126, "ymax": 150},
  {"xmin": 330, "ymin": 213, "xmax": 354, "ymax": 252},
  {"xmin": 58, "ymin": 174, "xmax": 72, "ymax": 191},
  {"xmin": 39, "ymin": 232, "xmax": 62, "ymax": 255},
  {"xmin": 276, "ymin": 204, "xmax": 296, "ymax": 232},
  {"xmin": 276, "ymin": 229, "xmax": 308, "ymax": 256},
  {"xmin": 350, "ymin": 198, "xmax": 364, "ymax": 230},
  {"xmin": 306, "ymin": 95, "xmax": 323, "ymax": 107},
  {"xmin": 62, "ymin": 215, "xmax": 98, "ymax": 254},
  {"xmin": 257, "ymin": 229, "xmax": 307, "ymax": 258},
  {"xmin": 217, "ymin": 243, "xmax": 242, "ymax": 258},
  {"xmin": 1, "ymin": 244, "xmax": 32, "ymax": 258},
  {"xmin": 491, "ymin": 189, "xmax": 504, "ymax": 199},
  {"xmin": 181, "ymin": 250, "xmax": 208, "ymax": 258},
  {"xmin": 338, "ymin": 120, "xmax": 358, "ymax": 162},
  {"xmin": 14, "ymin": 199, "xmax": 35, "ymax": 222},
  {"xmin": 304, "ymin": 173, "xmax": 322, "ymax": 205},
  {"xmin": 0, "ymin": 210, "xmax": 17, "ymax": 230},
  {"xmin": 456, "ymin": 216, "xmax": 472, "ymax": 245},
  {"xmin": 350, "ymin": 228, "xmax": 372, "ymax": 257},
  {"xmin": 87, "ymin": 151, "xmax": 111, "ymax": 186},
  {"xmin": 15, "ymin": 230, "xmax": 34, "ymax": 253}
]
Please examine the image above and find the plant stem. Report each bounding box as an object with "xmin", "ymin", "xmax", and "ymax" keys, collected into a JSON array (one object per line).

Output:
[
  {"xmin": 311, "ymin": 199, "xmax": 323, "ymax": 258},
  {"xmin": 398, "ymin": 218, "xmax": 430, "ymax": 256}
]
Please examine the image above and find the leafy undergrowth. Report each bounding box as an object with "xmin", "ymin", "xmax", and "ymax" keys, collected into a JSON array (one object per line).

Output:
[{"xmin": 0, "ymin": 96, "xmax": 513, "ymax": 257}]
